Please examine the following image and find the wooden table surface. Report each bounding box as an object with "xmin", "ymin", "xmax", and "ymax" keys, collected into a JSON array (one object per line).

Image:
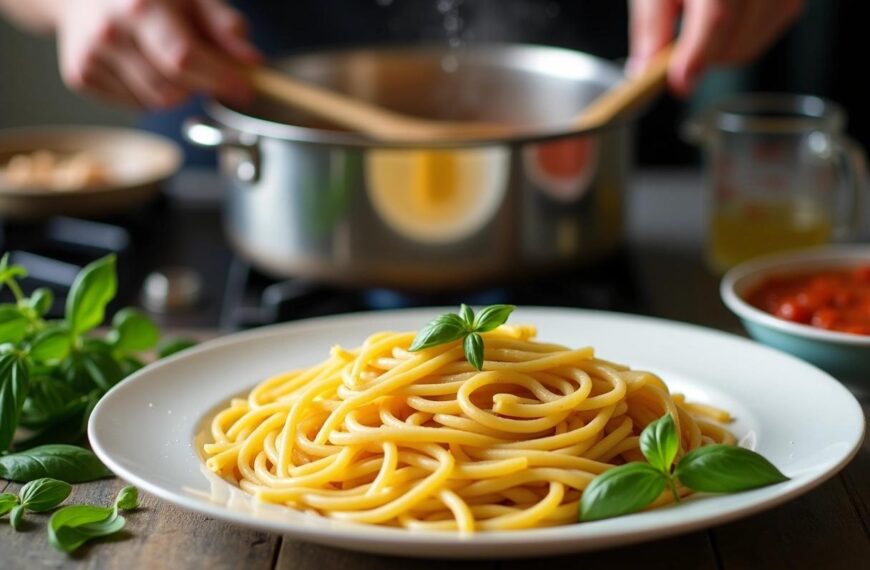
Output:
[{"xmin": 2, "ymin": 173, "xmax": 868, "ymax": 568}]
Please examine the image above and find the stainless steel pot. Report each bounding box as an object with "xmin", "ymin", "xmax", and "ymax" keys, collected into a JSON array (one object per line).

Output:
[{"xmin": 185, "ymin": 44, "xmax": 633, "ymax": 289}]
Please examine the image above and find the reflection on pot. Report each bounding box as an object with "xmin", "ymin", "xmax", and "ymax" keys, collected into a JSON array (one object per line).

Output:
[
  {"xmin": 365, "ymin": 147, "xmax": 510, "ymax": 244},
  {"xmin": 522, "ymin": 136, "xmax": 599, "ymax": 203}
]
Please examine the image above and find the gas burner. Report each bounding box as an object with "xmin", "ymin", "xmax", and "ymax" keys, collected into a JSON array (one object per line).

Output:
[{"xmin": 221, "ymin": 250, "xmax": 644, "ymax": 330}]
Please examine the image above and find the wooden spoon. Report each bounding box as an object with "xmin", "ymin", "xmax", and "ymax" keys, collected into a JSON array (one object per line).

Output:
[
  {"xmin": 247, "ymin": 45, "xmax": 673, "ymax": 143},
  {"xmin": 248, "ymin": 66, "xmax": 514, "ymax": 142}
]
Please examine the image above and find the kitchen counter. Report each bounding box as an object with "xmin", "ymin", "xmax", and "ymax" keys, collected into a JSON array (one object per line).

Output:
[{"xmin": 1, "ymin": 169, "xmax": 867, "ymax": 568}]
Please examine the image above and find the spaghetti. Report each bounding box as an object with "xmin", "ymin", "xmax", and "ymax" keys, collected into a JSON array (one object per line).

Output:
[{"xmin": 203, "ymin": 324, "xmax": 736, "ymax": 533}]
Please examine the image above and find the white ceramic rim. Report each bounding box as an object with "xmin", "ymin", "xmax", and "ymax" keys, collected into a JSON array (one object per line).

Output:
[{"xmin": 721, "ymin": 245, "xmax": 870, "ymax": 347}]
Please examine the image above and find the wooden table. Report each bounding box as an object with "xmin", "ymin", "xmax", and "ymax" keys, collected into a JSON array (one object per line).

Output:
[{"xmin": 2, "ymin": 172, "xmax": 868, "ymax": 568}]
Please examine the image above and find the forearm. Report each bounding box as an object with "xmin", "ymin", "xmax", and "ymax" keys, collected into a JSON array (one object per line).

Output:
[{"xmin": 0, "ymin": 0, "xmax": 60, "ymax": 34}]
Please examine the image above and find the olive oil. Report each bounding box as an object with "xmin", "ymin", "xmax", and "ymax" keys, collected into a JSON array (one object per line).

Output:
[{"xmin": 708, "ymin": 200, "xmax": 831, "ymax": 272}]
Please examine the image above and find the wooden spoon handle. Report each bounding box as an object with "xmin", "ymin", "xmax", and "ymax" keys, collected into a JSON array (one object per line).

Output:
[
  {"xmin": 571, "ymin": 44, "xmax": 674, "ymax": 131},
  {"xmin": 247, "ymin": 66, "xmax": 423, "ymax": 139}
]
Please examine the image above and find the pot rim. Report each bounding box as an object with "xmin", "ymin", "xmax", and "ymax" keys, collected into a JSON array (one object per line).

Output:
[{"xmin": 207, "ymin": 42, "xmax": 633, "ymax": 149}]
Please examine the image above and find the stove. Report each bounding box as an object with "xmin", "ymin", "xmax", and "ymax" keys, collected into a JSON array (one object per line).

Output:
[
  {"xmin": 1, "ymin": 171, "xmax": 647, "ymax": 331},
  {"xmin": 221, "ymin": 251, "xmax": 645, "ymax": 330}
]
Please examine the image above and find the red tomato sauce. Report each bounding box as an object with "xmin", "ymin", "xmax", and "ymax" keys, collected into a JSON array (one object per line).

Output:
[{"xmin": 746, "ymin": 266, "xmax": 870, "ymax": 335}]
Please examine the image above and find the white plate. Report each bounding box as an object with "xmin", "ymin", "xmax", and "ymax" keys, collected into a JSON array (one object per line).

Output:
[{"xmin": 88, "ymin": 308, "xmax": 865, "ymax": 559}]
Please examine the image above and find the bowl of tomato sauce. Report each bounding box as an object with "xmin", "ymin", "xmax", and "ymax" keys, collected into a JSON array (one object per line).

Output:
[{"xmin": 721, "ymin": 246, "xmax": 870, "ymax": 380}]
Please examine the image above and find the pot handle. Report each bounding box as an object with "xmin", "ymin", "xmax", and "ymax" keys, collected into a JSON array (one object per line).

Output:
[{"xmin": 182, "ymin": 117, "xmax": 261, "ymax": 184}]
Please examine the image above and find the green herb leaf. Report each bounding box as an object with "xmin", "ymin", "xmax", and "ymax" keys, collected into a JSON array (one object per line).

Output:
[
  {"xmin": 118, "ymin": 356, "xmax": 145, "ymax": 377},
  {"xmin": 0, "ymin": 353, "xmax": 30, "ymax": 451},
  {"xmin": 459, "ymin": 304, "xmax": 474, "ymax": 326},
  {"xmin": 48, "ymin": 505, "xmax": 124, "ymax": 553},
  {"xmin": 19, "ymin": 478, "xmax": 72, "ymax": 512},
  {"xmin": 0, "ymin": 254, "xmax": 27, "ymax": 291},
  {"xmin": 675, "ymin": 444, "xmax": 789, "ymax": 493},
  {"xmin": 157, "ymin": 338, "xmax": 197, "ymax": 359},
  {"xmin": 10, "ymin": 504, "xmax": 25, "ymax": 530},
  {"xmin": 108, "ymin": 308, "xmax": 159, "ymax": 353},
  {"xmin": 640, "ymin": 414, "xmax": 679, "ymax": 474},
  {"xmin": 464, "ymin": 332, "xmax": 484, "ymax": 371},
  {"xmin": 29, "ymin": 328, "xmax": 72, "ymax": 363},
  {"xmin": 408, "ymin": 313, "xmax": 469, "ymax": 352},
  {"xmin": 0, "ymin": 305, "xmax": 28, "ymax": 344},
  {"xmin": 81, "ymin": 350, "xmax": 124, "ymax": 392},
  {"xmin": 20, "ymin": 377, "xmax": 84, "ymax": 430},
  {"xmin": 0, "ymin": 493, "xmax": 18, "ymax": 516},
  {"xmin": 0, "ymin": 444, "xmax": 113, "ymax": 483},
  {"xmin": 114, "ymin": 486, "xmax": 139, "ymax": 511},
  {"xmin": 27, "ymin": 287, "xmax": 54, "ymax": 316},
  {"xmin": 65, "ymin": 255, "xmax": 117, "ymax": 335},
  {"xmin": 579, "ymin": 463, "xmax": 666, "ymax": 522},
  {"xmin": 471, "ymin": 304, "xmax": 515, "ymax": 332}
]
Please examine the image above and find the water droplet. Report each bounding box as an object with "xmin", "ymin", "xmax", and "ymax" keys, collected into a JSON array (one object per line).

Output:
[{"xmin": 441, "ymin": 55, "xmax": 460, "ymax": 73}]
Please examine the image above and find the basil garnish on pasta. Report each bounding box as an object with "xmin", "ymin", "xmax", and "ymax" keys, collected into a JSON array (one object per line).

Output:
[
  {"xmin": 580, "ymin": 414, "xmax": 788, "ymax": 522},
  {"xmin": 409, "ymin": 304, "xmax": 515, "ymax": 370}
]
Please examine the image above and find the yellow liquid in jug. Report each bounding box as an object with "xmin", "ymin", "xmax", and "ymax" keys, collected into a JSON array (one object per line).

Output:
[{"xmin": 709, "ymin": 200, "xmax": 831, "ymax": 272}]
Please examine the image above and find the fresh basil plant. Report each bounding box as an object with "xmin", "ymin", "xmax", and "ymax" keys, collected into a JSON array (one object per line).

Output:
[{"xmin": 0, "ymin": 253, "xmax": 196, "ymax": 454}]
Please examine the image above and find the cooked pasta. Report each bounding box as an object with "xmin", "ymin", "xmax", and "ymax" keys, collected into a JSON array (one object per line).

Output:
[{"xmin": 203, "ymin": 324, "xmax": 736, "ymax": 533}]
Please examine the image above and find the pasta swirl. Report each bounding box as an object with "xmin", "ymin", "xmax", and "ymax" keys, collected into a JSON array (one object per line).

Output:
[{"xmin": 204, "ymin": 324, "xmax": 735, "ymax": 533}]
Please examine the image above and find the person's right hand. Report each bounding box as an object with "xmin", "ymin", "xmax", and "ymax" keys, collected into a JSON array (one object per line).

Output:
[{"xmin": 55, "ymin": 0, "xmax": 262, "ymax": 109}]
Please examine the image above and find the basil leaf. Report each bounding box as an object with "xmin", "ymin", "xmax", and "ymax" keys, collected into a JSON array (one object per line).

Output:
[
  {"xmin": 464, "ymin": 332, "xmax": 484, "ymax": 371},
  {"xmin": 65, "ymin": 255, "xmax": 117, "ymax": 335},
  {"xmin": 108, "ymin": 308, "xmax": 159, "ymax": 353},
  {"xmin": 19, "ymin": 478, "xmax": 72, "ymax": 512},
  {"xmin": 119, "ymin": 356, "xmax": 145, "ymax": 377},
  {"xmin": 157, "ymin": 338, "xmax": 197, "ymax": 359},
  {"xmin": 48, "ymin": 505, "xmax": 124, "ymax": 553},
  {"xmin": 0, "ymin": 254, "xmax": 27, "ymax": 291},
  {"xmin": 21, "ymin": 377, "xmax": 84, "ymax": 429},
  {"xmin": 81, "ymin": 350, "xmax": 124, "ymax": 392},
  {"xmin": 579, "ymin": 463, "xmax": 667, "ymax": 522},
  {"xmin": 0, "ymin": 353, "xmax": 30, "ymax": 451},
  {"xmin": 408, "ymin": 313, "xmax": 469, "ymax": 352},
  {"xmin": 675, "ymin": 444, "xmax": 789, "ymax": 493},
  {"xmin": 640, "ymin": 414, "xmax": 679, "ymax": 474},
  {"xmin": 471, "ymin": 304, "xmax": 515, "ymax": 332},
  {"xmin": 460, "ymin": 304, "xmax": 474, "ymax": 326},
  {"xmin": 28, "ymin": 287, "xmax": 55, "ymax": 316},
  {"xmin": 114, "ymin": 486, "xmax": 139, "ymax": 511},
  {"xmin": 0, "ymin": 305, "xmax": 28, "ymax": 344},
  {"xmin": 10, "ymin": 504, "xmax": 25, "ymax": 530},
  {"xmin": 0, "ymin": 444, "xmax": 113, "ymax": 483},
  {"xmin": 0, "ymin": 493, "xmax": 18, "ymax": 516},
  {"xmin": 29, "ymin": 328, "xmax": 72, "ymax": 363}
]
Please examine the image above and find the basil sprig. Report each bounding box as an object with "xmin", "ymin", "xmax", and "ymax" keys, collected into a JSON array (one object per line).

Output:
[
  {"xmin": 409, "ymin": 304, "xmax": 515, "ymax": 370},
  {"xmin": 48, "ymin": 485, "xmax": 139, "ymax": 553},
  {"xmin": 0, "ymin": 477, "xmax": 71, "ymax": 531},
  {"xmin": 580, "ymin": 414, "xmax": 789, "ymax": 522},
  {"xmin": 0, "ymin": 253, "xmax": 196, "ymax": 455}
]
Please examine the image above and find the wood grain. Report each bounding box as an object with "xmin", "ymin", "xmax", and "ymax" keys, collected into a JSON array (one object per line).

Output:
[
  {"xmin": 711, "ymin": 477, "xmax": 870, "ymax": 570},
  {"xmin": 275, "ymin": 540, "xmax": 498, "ymax": 570},
  {"xmin": 0, "ymin": 479, "xmax": 279, "ymax": 570},
  {"xmin": 499, "ymin": 531, "xmax": 718, "ymax": 570},
  {"xmin": 839, "ymin": 396, "xmax": 870, "ymax": 536}
]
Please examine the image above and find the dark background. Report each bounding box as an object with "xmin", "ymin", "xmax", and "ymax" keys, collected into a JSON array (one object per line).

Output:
[{"xmin": 0, "ymin": 0, "xmax": 863, "ymax": 166}]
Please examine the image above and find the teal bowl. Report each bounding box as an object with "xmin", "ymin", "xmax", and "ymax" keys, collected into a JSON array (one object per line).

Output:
[{"xmin": 721, "ymin": 246, "xmax": 870, "ymax": 382}]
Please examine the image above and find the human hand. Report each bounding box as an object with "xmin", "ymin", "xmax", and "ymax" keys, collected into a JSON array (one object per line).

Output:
[
  {"xmin": 629, "ymin": 0, "xmax": 803, "ymax": 96},
  {"xmin": 55, "ymin": 0, "xmax": 262, "ymax": 108}
]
